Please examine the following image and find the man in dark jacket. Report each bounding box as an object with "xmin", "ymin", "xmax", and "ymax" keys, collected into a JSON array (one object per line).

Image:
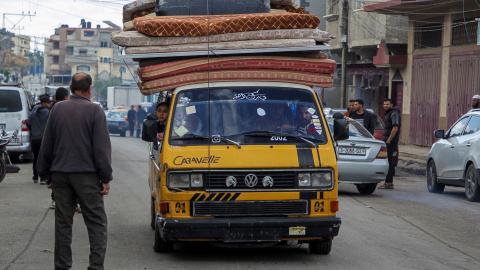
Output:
[
  {"xmin": 127, "ymin": 105, "xmax": 136, "ymax": 137},
  {"xmin": 136, "ymin": 105, "xmax": 147, "ymax": 138},
  {"xmin": 37, "ymin": 73, "xmax": 112, "ymax": 270},
  {"xmin": 27, "ymin": 94, "xmax": 51, "ymax": 184},
  {"xmin": 350, "ymin": 99, "xmax": 375, "ymax": 135},
  {"xmin": 378, "ymin": 98, "xmax": 401, "ymax": 189}
]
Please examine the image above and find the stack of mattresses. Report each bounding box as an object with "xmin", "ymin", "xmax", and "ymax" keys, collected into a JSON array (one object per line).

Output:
[{"xmin": 114, "ymin": 1, "xmax": 337, "ymax": 95}]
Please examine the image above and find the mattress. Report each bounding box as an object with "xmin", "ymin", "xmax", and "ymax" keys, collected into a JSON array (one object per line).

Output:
[
  {"xmin": 123, "ymin": 0, "xmax": 156, "ymax": 22},
  {"xmin": 125, "ymin": 38, "xmax": 316, "ymax": 54},
  {"xmin": 138, "ymin": 70, "xmax": 334, "ymax": 94},
  {"xmin": 138, "ymin": 56, "xmax": 336, "ymax": 81},
  {"xmin": 133, "ymin": 13, "xmax": 321, "ymax": 37},
  {"xmin": 155, "ymin": 0, "xmax": 270, "ymax": 16},
  {"xmin": 111, "ymin": 28, "xmax": 333, "ymax": 47}
]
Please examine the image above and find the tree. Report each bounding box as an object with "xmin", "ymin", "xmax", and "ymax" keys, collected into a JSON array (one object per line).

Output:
[
  {"xmin": 25, "ymin": 50, "xmax": 44, "ymax": 74},
  {"xmin": 93, "ymin": 74, "xmax": 122, "ymax": 100}
]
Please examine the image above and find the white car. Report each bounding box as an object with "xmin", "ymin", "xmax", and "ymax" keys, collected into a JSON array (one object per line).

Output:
[
  {"xmin": 0, "ymin": 85, "xmax": 34, "ymax": 161},
  {"xmin": 427, "ymin": 109, "xmax": 480, "ymax": 202},
  {"xmin": 327, "ymin": 117, "xmax": 389, "ymax": 194}
]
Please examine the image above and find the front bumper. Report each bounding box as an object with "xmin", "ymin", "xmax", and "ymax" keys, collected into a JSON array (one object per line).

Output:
[{"xmin": 158, "ymin": 216, "xmax": 341, "ymax": 243}]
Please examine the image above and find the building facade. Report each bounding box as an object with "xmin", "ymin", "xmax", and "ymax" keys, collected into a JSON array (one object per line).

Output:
[
  {"xmin": 11, "ymin": 34, "xmax": 31, "ymax": 56},
  {"xmin": 44, "ymin": 20, "xmax": 136, "ymax": 84},
  {"xmin": 324, "ymin": 0, "xmax": 408, "ymax": 118},
  {"xmin": 366, "ymin": 0, "xmax": 480, "ymax": 146}
]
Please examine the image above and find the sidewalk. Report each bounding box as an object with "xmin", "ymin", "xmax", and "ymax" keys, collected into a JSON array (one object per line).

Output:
[{"xmin": 397, "ymin": 144, "xmax": 430, "ymax": 175}]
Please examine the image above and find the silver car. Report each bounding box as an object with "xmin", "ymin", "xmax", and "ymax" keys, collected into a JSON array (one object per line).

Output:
[
  {"xmin": 328, "ymin": 117, "xmax": 389, "ymax": 194},
  {"xmin": 427, "ymin": 109, "xmax": 480, "ymax": 202}
]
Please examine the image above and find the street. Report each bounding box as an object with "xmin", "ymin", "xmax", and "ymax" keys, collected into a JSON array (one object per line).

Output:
[{"xmin": 1, "ymin": 135, "xmax": 479, "ymax": 270}]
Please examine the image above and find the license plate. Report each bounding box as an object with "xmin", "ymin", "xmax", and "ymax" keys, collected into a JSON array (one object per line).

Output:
[
  {"xmin": 110, "ymin": 122, "xmax": 118, "ymax": 126},
  {"xmin": 289, "ymin": 226, "xmax": 306, "ymax": 236},
  {"xmin": 338, "ymin": 147, "xmax": 366, "ymax": 156}
]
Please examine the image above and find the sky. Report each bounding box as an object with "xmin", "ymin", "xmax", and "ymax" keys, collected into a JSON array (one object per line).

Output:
[{"xmin": 1, "ymin": 0, "xmax": 126, "ymax": 51}]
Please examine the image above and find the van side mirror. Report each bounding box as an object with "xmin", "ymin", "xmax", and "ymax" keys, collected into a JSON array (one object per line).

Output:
[
  {"xmin": 332, "ymin": 112, "xmax": 349, "ymax": 141},
  {"xmin": 434, "ymin": 129, "xmax": 445, "ymax": 139},
  {"xmin": 142, "ymin": 113, "xmax": 159, "ymax": 148}
]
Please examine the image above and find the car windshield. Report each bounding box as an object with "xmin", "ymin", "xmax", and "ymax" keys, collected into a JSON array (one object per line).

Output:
[
  {"xmin": 327, "ymin": 118, "xmax": 373, "ymax": 138},
  {"xmin": 106, "ymin": 111, "xmax": 126, "ymax": 120},
  {"xmin": 169, "ymin": 87, "xmax": 327, "ymax": 145},
  {"xmin": 0, "ymin": 90, "xmax": 22, "ymax": 112}
]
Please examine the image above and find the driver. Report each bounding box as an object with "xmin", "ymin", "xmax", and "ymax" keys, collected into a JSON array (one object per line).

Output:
[{"xmin": 294, "ymin": 104, "xmax": 315, "ymax": 135}]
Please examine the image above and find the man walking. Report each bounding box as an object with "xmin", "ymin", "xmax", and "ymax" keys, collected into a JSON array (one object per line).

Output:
[
  {"xmin": 27, "ymin": 94, "xmax": 51, "ymax": 184},
  {"xmin": 136, "ymin": 104, "xmax": 147, "ymax": 138},
  {"xmin": 127, "ymin": 105, "xmax": 136, "ymax": 137},
  {"xmin": 350, "ymin": 99, "xmax": 375, "ymax": 135},
  {"xmin": 378, "ymin": 98, "xmax": 401, "ymax": 190},
  {"xmin": 37, "ymin": 73, "xmax": 112, "ymax": 270}
]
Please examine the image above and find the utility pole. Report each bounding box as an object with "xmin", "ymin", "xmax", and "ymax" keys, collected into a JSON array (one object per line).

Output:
[
  {"xmin": 341, "ymin": 0, "xmax": 349, "ymax": 108},
  {"xmin": 2, "ymin": 12, "xmax": 36, "ymax": 33}
]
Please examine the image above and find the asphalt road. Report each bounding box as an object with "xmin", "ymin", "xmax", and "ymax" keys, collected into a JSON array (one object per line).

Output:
[{"xmin": 1, "ymin": 135, "xmax": 479, "ymax": 270}]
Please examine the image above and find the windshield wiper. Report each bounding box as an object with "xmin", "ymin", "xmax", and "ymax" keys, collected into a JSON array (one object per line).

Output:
[
  {"xmin": 172, "ymin": 135, "xmax": 241, "ymax": 148},
  {"xmin": 243, "ymin": 131, "xmax": 318, "ymax": 148}
]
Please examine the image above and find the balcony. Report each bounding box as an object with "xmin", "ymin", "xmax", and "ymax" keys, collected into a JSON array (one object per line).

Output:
[
  {"xmin": 48, "ymin": 49, "xmax": 60, "ymax": 56},
  {"xmin": 50, "ymin": 64, "xmax": 60, "ymax": 70},
  {"xmin": 49, "ymin": 35, "xmax": 60, "ymax": 41}
]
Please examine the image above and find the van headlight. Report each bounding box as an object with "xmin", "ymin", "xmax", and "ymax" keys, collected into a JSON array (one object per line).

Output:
[
  {"xmin": 297, "ymin": 171, "xmax": 332, "ymax": 188},
  {"xmin": 168, "ymin": 173, "xmax": 203, "ymax": 189}
]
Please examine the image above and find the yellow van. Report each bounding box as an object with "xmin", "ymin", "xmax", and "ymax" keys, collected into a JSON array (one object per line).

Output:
[{"xmin": 142, "ymin": 81, "xmax": 348, "ymax": 254}]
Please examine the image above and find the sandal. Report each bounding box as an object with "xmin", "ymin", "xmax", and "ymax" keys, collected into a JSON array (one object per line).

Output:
[{"xmin": 378, "ymin": 183, "xmax": 394, "ymax": 189}]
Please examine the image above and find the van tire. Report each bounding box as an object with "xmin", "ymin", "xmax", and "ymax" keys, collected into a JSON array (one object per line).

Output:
[
  {"xmin": 150, "ymin": 197, "xmax": 155, "ymax": 230},
  {"xmin": 356, "ymin": 183, "xmax": 377, "ymax": 194},
  {"xmin": 153, "ymin": 222, "xmax": 174, "ymax": 252},
  {"xmin": 309, "ymin": 238, "xmax": 332, "ymax": 254}
]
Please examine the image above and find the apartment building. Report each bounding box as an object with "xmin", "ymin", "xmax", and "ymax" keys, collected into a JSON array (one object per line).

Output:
[
  {"xmin": 44, "ymin": 20, "xmax": 136, "ymax": 84},
  {"xmin": 366, "ymin": 0, "xmax": 480, "ymax": 146},
  {"xmin": 11, "ymin": 34, "xmax": 31, "ymax": 56}
]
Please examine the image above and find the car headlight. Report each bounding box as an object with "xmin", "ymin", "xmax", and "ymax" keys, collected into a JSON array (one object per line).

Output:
[
  {"xmin": 312, "ymin": 172, "xmax": 332, "ymax": 187},
  {"xmin": 169, "ymin": 174, "xmax": 190, "ymax": 188},
  {"xmin": 191, "ymin": 173, "xmax": 203, "ymax": 188},
  {"xmin": 168, "ymin": 173, "xmax": 204, "ymax": 189},
  {"xmin": 298, "ymin": 173, "xmax": 311, "ymax": 187}
]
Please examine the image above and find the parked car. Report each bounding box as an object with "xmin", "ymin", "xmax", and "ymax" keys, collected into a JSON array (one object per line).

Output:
[
  {"xmin": 324, "ymin": 108, "xmax": 385, "ymax": 140},
  {"xmin": 105, "ymin": 110, "xmax": 128, "ymax": 137},
  {"xmin": 327, "ymin": 116, "xmax": 389, "ymax": 194},
  {"xmin": 427, "ymin": 109, "xmax": 480, "ymax": 202},
  {"xmin": 0, "ymin": 85, "xmax": 34, "ymax": 161}
]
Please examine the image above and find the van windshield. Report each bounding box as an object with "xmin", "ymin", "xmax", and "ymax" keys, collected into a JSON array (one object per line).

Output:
[
  {"xmin": 169, "ymin": 87, "xmax": 327, "ymax": 145},
  {"xmin": 0, "ymin": 90, "xmax": 22, "ymax": 112}
]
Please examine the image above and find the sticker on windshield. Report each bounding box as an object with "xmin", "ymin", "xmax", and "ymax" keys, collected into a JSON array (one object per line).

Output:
[
  {"xmin": 174, "ymin": 126, "xmax": 188, "ymax": 137},
  {"xmin": 312, "ymin": 115, "xmax": 319, "ymax": 119},
  {"xmin": 313, "ymin": 119, "xmax": 320, "ymax": 123},
  {"xmin": 307, "ymin": 108, "xmax": 316, "ymax": 115},
  {"xmin": 179, "ymin": 97, "xmax": 190, "ymax": 104},
  {"xmin": 233, "ymin": 90, "xmax": 266, "ymax": 101},
  {"xmin": 186, "ymin": 106, "xmax": 196, "ymax": 115},
  {"xmin": 175, "ymin": 112, "xmax": 184, "ymax": 119},
  {"xmin": 309, "ymin": 127, "xmax": 316, "ymax": 134},
  {"xmin": 257, "ymin": 108, "xmax": 266, "ymax": 116}
]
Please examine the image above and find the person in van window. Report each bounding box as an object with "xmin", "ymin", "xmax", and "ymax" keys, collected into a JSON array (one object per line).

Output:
[
  {"xmin": 254, "ymin": 103, "xmax": 293, "ymax": 133},
  {"xmin": 27, "ymin": 94, "xmax": 51, "ymax": 184},
  {"xmin": 155, "ymin": 102, "xmax": 169, "ymax": 141}
]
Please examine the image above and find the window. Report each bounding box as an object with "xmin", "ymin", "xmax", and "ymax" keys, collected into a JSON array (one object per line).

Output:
[
  {"xmin": 67, "ymin": 30, "xmax": 74, "ymax": 35},
  {"xmin": 464, "ymin": 116, "xmax": 480, "ymax": 135},
  {"xmin": 66, "ymin": 46, "xmax": 73, "ymax": 56},
  {"xmin": 100, "ymin": 41, "xmax": 109, "ymax": 47},
  {"xmin": 84, "ymin": 31, "xmax": 94, "ymax": 37},
  {"xmin": 452, "ymin": 17, "xmax": 478, "ymax": 46},
  {"xmin": 119, "ymin": 66, "xmax": 127, "ymax": 73},
  {"xmin": 79, "ymin": 49, "xmax": 87, "ymax": 56},
  {"xmin": 76, "ymin": 65, "xmax": 91, "ymax": 72},
  {"xmin": 414, "ymin": 23, "xmax": 443, "ymax": 49},
  {"xmin": 448, "ymin": 117, "xmax": 469, "ymax": 137},
  {"xmin": 352, "ymin": 0, "xmax": 364, "ymax": 11},
  {"xmin": 0, "ymin": 90, "xmax": 22, "ymax": 112},
  {"xmin": 327, "ymin": 0, "xmax": 339, "ymax": 15}
]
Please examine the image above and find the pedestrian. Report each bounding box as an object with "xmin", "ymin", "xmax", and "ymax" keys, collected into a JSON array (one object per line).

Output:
[
  {"xmin": 37, "ymin": 72, "xmax": 112, "ymax": 270},
  {"xmin": 26, "ymin": 94, "xmax": 51, "ymax": 184},
  {"xmin": 459, "ymin": 94, "xmax": 480, "ymax": 117},
  {"xmin": 136, "ymin": 104, "xmax": 147, "ymax": 138},
  {"xmin": 378, "ymin": 98, "xmax": 401, "ymax": 190},
  {"xmin": 350, "ymin": 99, "xmax": 375, "ymax": 135},
  {"xmin": 127, "ymin": 105, "xmax": 136, "ymax": 137},
  {"xmin": 344, "ymin": 99, "xmax": 356, "ymax": 117},
  {"xmin": 47, "ymin": 87, "xmax": 70, "ymax": 210}
]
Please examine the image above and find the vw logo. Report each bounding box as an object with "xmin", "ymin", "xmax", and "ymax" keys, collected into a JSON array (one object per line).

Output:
[{"xmin": 244, "ymin": 174, "xmax": 258, "ymax": 187}]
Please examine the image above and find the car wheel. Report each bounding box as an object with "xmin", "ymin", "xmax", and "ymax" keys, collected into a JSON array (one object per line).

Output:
[
  {"xmin": 465, "ymin": 164, "xmax": 480, "ymax": 202},
  {"xmin": 356, "ymin": 183, "xmax": 377, "ymax": 194},
  {"xmin": 0, "ymin": 156, "xmax": 6, "ymax": 183},
  {"xmin": 153, "ymin": 222, "xmax": 174, "ymax": 252},
  {"xmin": 150, "ymin": 197, "xmax": 155, "ymax": 230},
  {"xmin": 309, "ymin": 238, "xmax": 332, "ymax": 254},
  {"xmin": 8, "ymin": 153, "xmax": 20, "ymax": 163},
  {"xmin": 427, "ymin": 160, "xmax": 444, "ymax": 193}
]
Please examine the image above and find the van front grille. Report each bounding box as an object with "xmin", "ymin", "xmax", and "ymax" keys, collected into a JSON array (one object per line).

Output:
[{"xmin": 192, "ymin": 200, "xmax": 308, "ymax": 217}]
